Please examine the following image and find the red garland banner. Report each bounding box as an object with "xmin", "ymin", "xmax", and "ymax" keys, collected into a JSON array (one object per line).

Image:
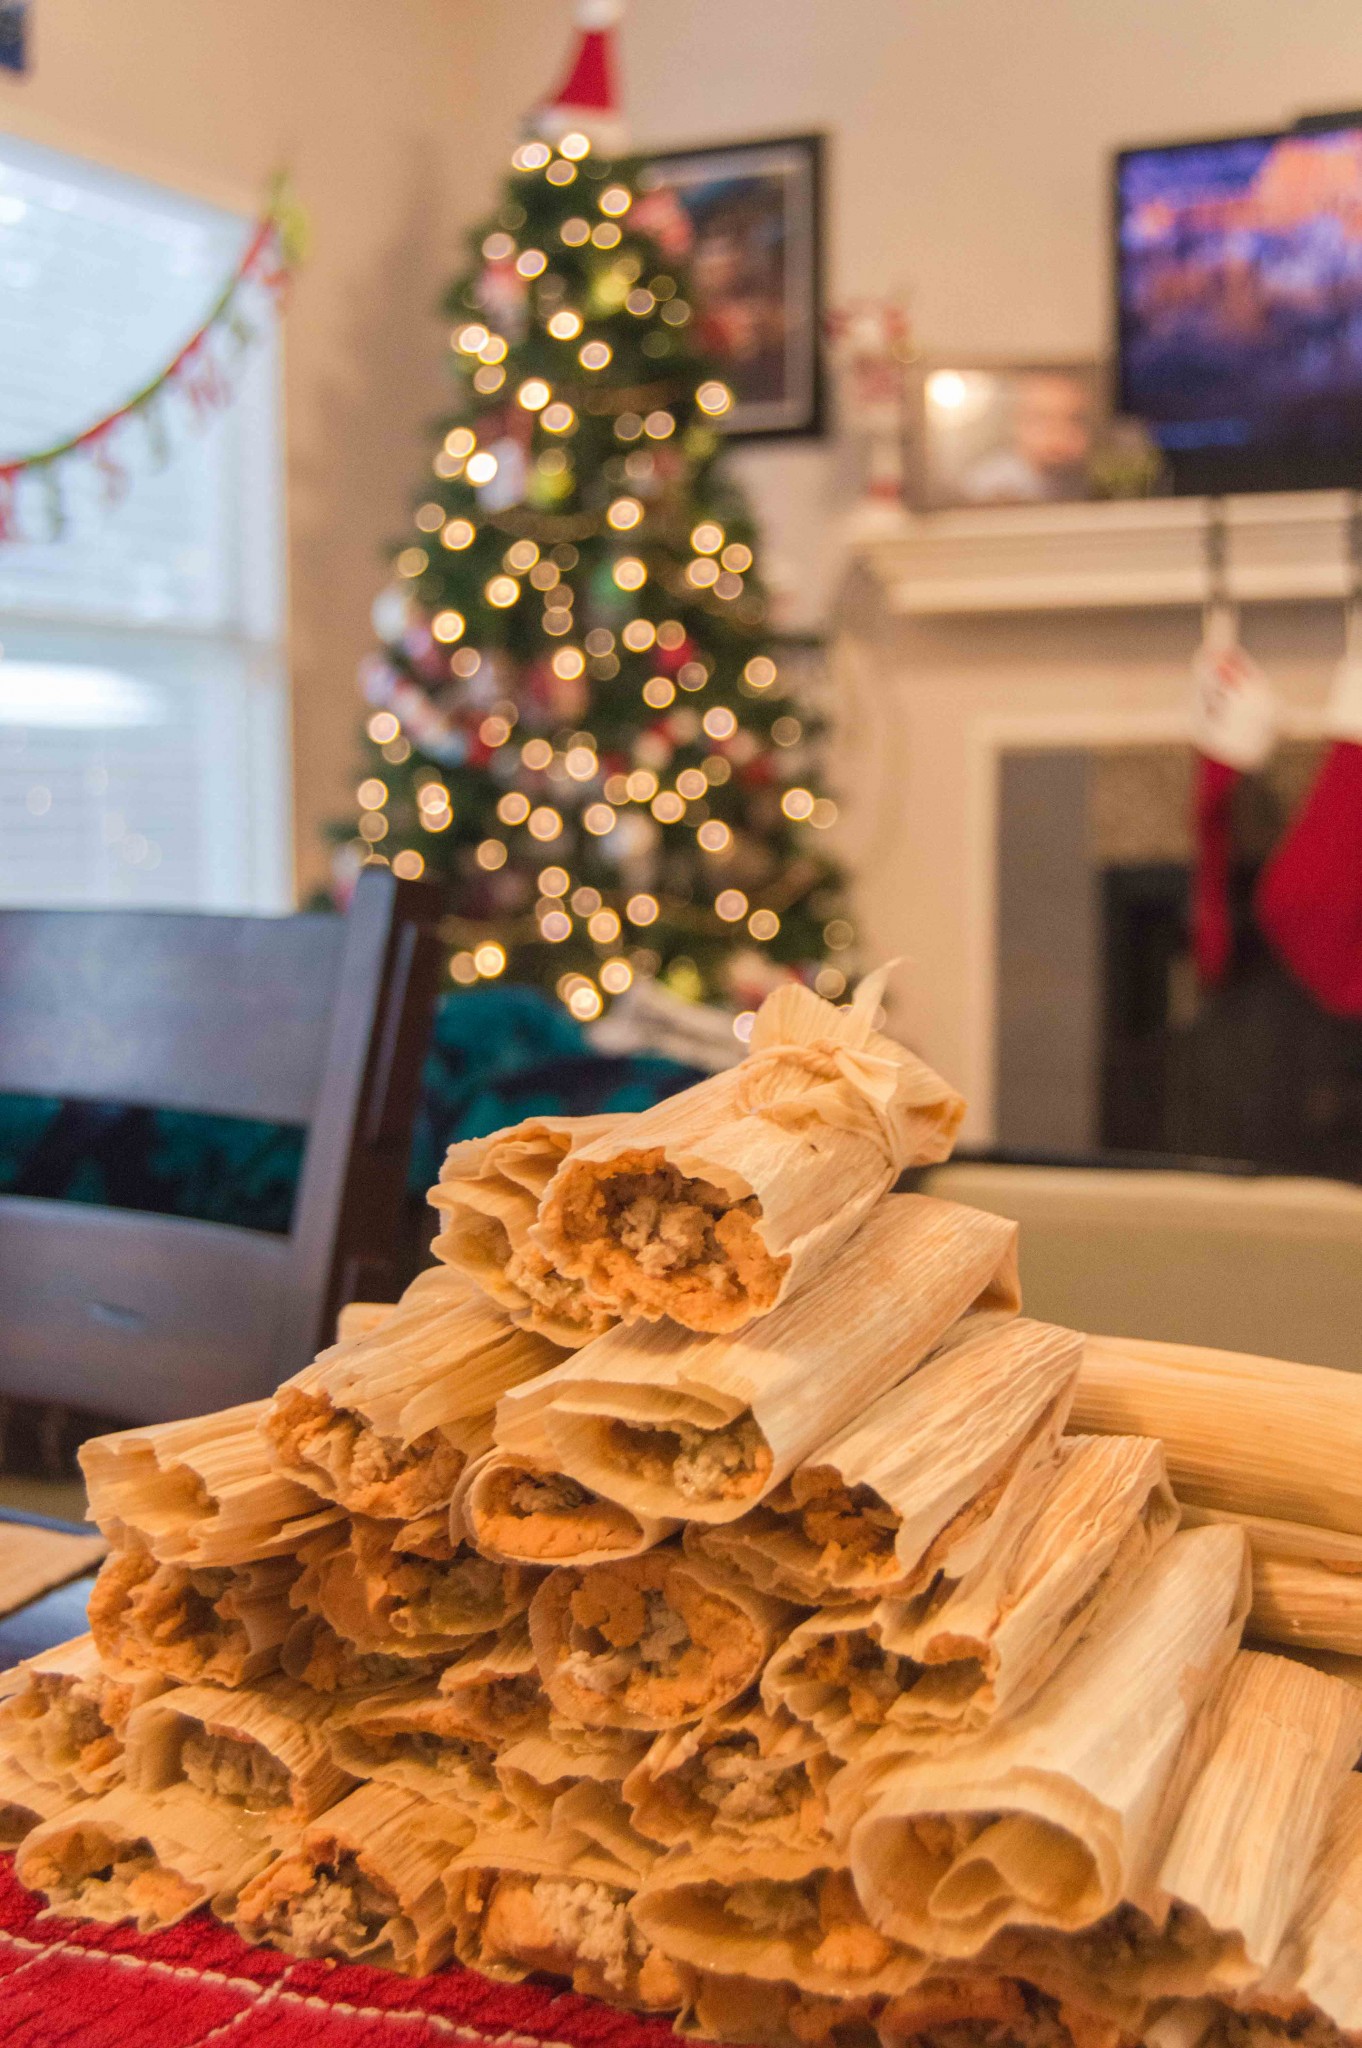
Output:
[{"xmin": 0, "ymin": 178, "xmax": 305, "ymax": 544}]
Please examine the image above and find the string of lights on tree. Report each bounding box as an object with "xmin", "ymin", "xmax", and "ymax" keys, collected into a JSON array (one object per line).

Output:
[{"xmin": 341, "ymin": 128, "xmax": 854, "ymax": 1030}]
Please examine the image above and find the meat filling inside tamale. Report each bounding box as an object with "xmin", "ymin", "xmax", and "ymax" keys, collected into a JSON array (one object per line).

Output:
[
  {"xmin": 606, "ymin": 1416, "xmax": 773, "ymax": 1506},
  {"xmin": 0, "ymin": 1674, "xmax": 121, "ymax": 1789},
  {"xmin": 22, "ymin": 1832, "xmax": 199, "ymax": 1927},
  {"xmin": 552, "ymin": 1555, "xmax": 761, "ymax": 1724},
  {"xmin": 264, "ymin": 1388, "xmax": 463, "ymax": 1520},
  {"xmin": 652, "ymin": 1727, "xmax": 827, "ymax": 1840},
  {"xmin": 474, "ymin": 1463, "xmax": 645, "ymax": 1560},
  {"xmin": 710, "ymin": 1868, "xmax": 899, "ymax": 1982},
  {"xmin": 880, "ymin": 1977, "xmax": 1133, "ymax": 2048},
  {"xmin": 180, "ymin": 1729, "xmax": 292, "ymax": 1813},
  {"xmin": 504, "ymin": 1242, "xmax": 605, "ymax": 1339},
  {"xmin": 243, "ymin": 1849, "xmax": 408, "ymax": 1965},
  {"xmin": 459, "ymin": 1865, "xmax": 683, "ymax": 2007},
  {"xmin": 545, "ymin": 1149, "xmax": 784, "ymax": 1325}
]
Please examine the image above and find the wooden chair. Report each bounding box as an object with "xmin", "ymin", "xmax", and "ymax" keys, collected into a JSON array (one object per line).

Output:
[{"xmin": 0, "ymin": 867, "xmax": 441, "ymax": 1422}]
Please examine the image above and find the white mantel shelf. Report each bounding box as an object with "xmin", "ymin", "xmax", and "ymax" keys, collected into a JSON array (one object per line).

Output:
[{"xmin": 858, "ymin": 489, "xmax": 1359, "ymax": 616}]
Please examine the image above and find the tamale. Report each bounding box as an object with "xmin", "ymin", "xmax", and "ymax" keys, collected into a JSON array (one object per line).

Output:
[
  {"xmin": 994, "ymin": 1650, "xmax": 1362, "ymax": 2024},
  {"xmin": 835, "ymin": 1524, "xmax": 1250, "ymax": 1958},
  {"xmin": 81, "ymin": 1401, "xmax": 333, "ymax": 1565},
  {"xmin": 88, "ymin": 1548, "xmax": 297, "ymax": 1687},
  {"xmin": 529, "ymin": 1542, "xmax": 796, "ymax": 1731},
  {"xmin": 262, "ymin": 1263, "xmax": 562, "ymax": 1518},
  {"xmin": 327, "ymin": 1682, "xmax": 501, "ymax": 1814},
  {"xmin": 278, "ymin": 1611, "xmax": 454, "ymax": 1694},
  {"xmin": 1158, "ymin": 1775, "xmax": 1362, "ymax": 2048},
  {"xmin": 0, "ymin": 1633, "xmax": 167, "ymax": 1798},
  {"xmin": 124, "ymin": 1674, "xmax": 355, "ymax": 1821},
  {"xmin": 1074, "ymin": 1335, "xmax": 1362, "ymax": 1536},
  {"xmin": 764, "ymin": 1435, "xmax": 1176, "ymax": 1759},
  {"xmin": 497, "ymin": 1199, "xmax": 1020, "ymax": 1529},
  {"xmin": 433, "ymin": 1615, "xmax": 550, "ymax": 1743},
  {"xmin": 1183, "ymin": 1505, "xmax": 1362, "ymax": 1657},
  {"xmin": 876, "ymin": 1975, "xmax": 1134, "ymax": 2048},
  {"xmin": 632, "ymin": 1838, "xmax": 922, "ymax": 1999},
  {"xmin": 623, "ymin": 1697, "xmax": 836, "ymax": 1853},
  {"xmin": 691, "ymin": 1316, "xmax": 1075, "ymax": 1605},
  {"xmin": 429, "ymin": 1113, "xmax": 626, "ymax": 1346},
  {"xmin": 675, "ymin": 1966, "xmax": 883, "ymax": 2048},
  {"xmin": 532, "ymin": 973, "xmax": 965, "ymax": 1335},
  {"xmin": 459, "ymin": 1448, "xmax": 672, "ymax": 1566},
  {"xmin": 18, "ymin": 1780, "xmax": 278, "ymax": 1929},
  {"xmin": 0, "ymin": 1750, "xmax": 70, "ymax": 1848},
  {"xmin": 497, "ymin": 1719, "xmax": 651, "ymax": 1830},
  {"xmin": 289, "ymin": 1510, "xmax": 535, "ymax": 1657},
  {"xmin": 234, "ymin": 1779, "xmax": 470, "ymax": 1973},
  {"xmin": 445, "ymin": 1824, "xmax": 684, "ymax": 2007}
]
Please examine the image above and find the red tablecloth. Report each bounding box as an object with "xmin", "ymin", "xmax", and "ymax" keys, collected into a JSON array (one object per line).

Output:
[{"xmin": 0, "ymin": 1857, "xmax": 690, "ymax": 2048}]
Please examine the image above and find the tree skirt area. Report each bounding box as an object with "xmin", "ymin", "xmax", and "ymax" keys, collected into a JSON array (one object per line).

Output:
[{"xmin": 0, "ymin": 1857, "xmax": 695, "ymax": 2048}]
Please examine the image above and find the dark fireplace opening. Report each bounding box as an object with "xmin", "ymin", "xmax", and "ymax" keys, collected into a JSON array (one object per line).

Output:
[{"xmin": 1100, "ymin": 861, "xmax": 1362, "ymax": 1181}]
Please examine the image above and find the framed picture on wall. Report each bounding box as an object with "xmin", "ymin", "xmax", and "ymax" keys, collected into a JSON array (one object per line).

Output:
[
  {"xmin": 637, "ymin": 133, "xmax": 825, "ymax": 439},
  {"xmin": 909, "ymin": 358, "xmax": 1107, "ymax": 510}
]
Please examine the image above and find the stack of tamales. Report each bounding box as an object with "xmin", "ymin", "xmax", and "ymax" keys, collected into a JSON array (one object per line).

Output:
[{"xmin": 6, "ymin": 969, "xmax": 1362, "ymax": 2048}]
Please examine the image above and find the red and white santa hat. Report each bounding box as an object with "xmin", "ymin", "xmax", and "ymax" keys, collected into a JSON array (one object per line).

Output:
[{"xmin": 532, "ymin": 0, "xmax": 628, "ymax": 155}]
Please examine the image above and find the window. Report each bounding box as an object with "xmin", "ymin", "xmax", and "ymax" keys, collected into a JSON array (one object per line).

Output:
[{"xmin": 0, "ymin": 134, "xmax": 289, "ymax": 911}]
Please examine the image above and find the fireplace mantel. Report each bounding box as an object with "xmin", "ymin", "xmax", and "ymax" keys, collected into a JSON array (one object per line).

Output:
[
  {"xmin": 827, "ymin": 492, "xmax": 1347, "ymax": 1144},
  {"xmin": 855, "ymin": 489, "xmax": 1357, "ymax": 617}
]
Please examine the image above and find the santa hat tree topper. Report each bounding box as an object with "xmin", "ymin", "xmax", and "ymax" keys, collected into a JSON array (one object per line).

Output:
[{"xmin": 532, "ymin": 0, "xmax": 628, "ymax": 155}]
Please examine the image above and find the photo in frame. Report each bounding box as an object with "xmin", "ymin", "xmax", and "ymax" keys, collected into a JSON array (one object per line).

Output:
[
  {"xmin": 909, "ymin": 358, "xmax": 1106, "ymax": 510},
  {"xmin": 637, "ymin": 132, "xmax": 824, "ymax": 439}
]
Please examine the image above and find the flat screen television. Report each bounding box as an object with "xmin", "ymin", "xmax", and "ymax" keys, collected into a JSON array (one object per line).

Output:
[{"xmin": 1115, "ymin": 119, "xmax": 1362, "ymax": 493}]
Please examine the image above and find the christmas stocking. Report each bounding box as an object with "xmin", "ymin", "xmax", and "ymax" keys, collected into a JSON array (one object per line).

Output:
[
  {"xmin": 1255, "ymin": 654, "xmax": 1362, "ymax": 1016},
  {"xmin": 1189, "ymin": 606, "xmax": 1277, "ymax": 986}
]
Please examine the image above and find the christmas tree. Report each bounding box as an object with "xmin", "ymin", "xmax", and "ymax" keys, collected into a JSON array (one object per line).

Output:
[{"xmin": 343, "ymin": 10, "xmax": 850, "ymax": 1031}]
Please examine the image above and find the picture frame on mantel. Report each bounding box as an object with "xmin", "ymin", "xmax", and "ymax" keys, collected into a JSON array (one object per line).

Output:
[
  {"xmin": 909, "ymin": 357, "xmax": 1107, "ymax": 511},
  {"xmin": 637, "ymin": 132, "xmax": 825, "ymax": 440}
]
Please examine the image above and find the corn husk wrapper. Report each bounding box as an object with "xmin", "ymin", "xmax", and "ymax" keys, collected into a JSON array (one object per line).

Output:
[
  {"xmin": 0, "ymin": 1750, "xmax": 75, "ymax": 1848},
  {"xmin": 991, "ymin": 1649, "xmax": 1362, "ymax": 2027},
  {"xmin": 88, "ymin": 1548, "xmax": 298, "ymax": 1687},
  {"xmin": 1182, "ymin": 1504, "xmax": 1362, "ymax": 1658},
  {"xmin": 1074, "ymin": 1335, "xmax": 1362, "ymax": 1537},
  {"xmin": 1266, "ymin": 1645, "xmax": 1362, "ymax": 1689},
  {"xmin": 234, "ymin": 1779, "xmax": 470, "ymax": 1973},
  {"xmin": 692, "ymin": 1316, "xmax": 1074, "ymax": 1606},
  {"xmin": 80, "ymin": 1402, "xmax": 335, "ymax": 1566},
  {"xmin": 458, "ymin": 1448, "xmax": 674, "ymax": 1566},
  {"xmin": 835, "ymin": 1524, "xmax": 1251, "ymax": 1959},
  {"xmin": 336, "ymin": 1300, "xmax": 398, "ymax": 1344},
  {"xmin": 764, "ymin": 1435, "xmax": 1177, "ymax": 1760},
  {"xmin": 532, "ymin": 974, "xmax": 966, "ymax": 1336},
  {"xmin": 498, "ymin": 1199, "xmax": 1019, "ymax": 1532},
  {"xmin": 261, "ymin": 1264, "xmax": 563, "ymax": 1518},
  {"xmin": 17, "ymin": 1780, "xmax": 279, "ymax": 1929},
  {"xmin": 124, "ymin": 1674, "xmax": 356, "ymax": 1822},
  {"xmin": 1234, "ymin": 1773, "xmax": 1362, "ymax": 2042},
  {"xmin": 326, "ymin": 1678, "xmax": 504, "ymax": 1815},
  {"xmin": 444, "ymin": 1823, "xmax": 683, "ymax": 2007},
  {"xmin": 0, "ymin": 1633, "xmax": 168, "ymax": 1798},
  {"xmin": 497, "ymin": 1718, "xmax": 651, "ymax": 1827},
  {"xmin": 623, "ymin": 1697, "xmax": 836, "ymax": 1854},
  {"xmin": 430, "ymin": 1114, "xmax": 626, "ymax": 1347},
  {"xmin": 632, "ymin": 1838, "xmax": 923, "ymax": 2000},
  {"xmin": 277, "ymin": 1611, "xmax": 454, "ymax": 1695},
  {"xmin": 289, "ymin": 1510, "xmax": 536, "ymax": 1658},
  {"xmin": 674, "ymin": 1965, "xmax": 884, "ymax": 2048},
  {"xmin": 529, "ymin": 1542, "xmax": 797, "ymax": 1731}
]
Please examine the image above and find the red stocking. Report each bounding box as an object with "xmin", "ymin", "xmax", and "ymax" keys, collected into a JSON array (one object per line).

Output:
[
  {"xmin": 1189, "ymin": 610, "xmax": 1277, "ymax": 987},
  {"xmin": 1255, "ymin": 658, "xmax": 1362, "ymax": 1016}
]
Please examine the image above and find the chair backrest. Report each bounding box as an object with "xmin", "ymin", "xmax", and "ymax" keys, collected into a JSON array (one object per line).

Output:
[
  {"xmin": 916, "ymin": 1160, "xmax": 1362, "ymax": 1373},
  {"xmin": 0, "ymin": 868, "xmax": 441, "ymax": 1421}
]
